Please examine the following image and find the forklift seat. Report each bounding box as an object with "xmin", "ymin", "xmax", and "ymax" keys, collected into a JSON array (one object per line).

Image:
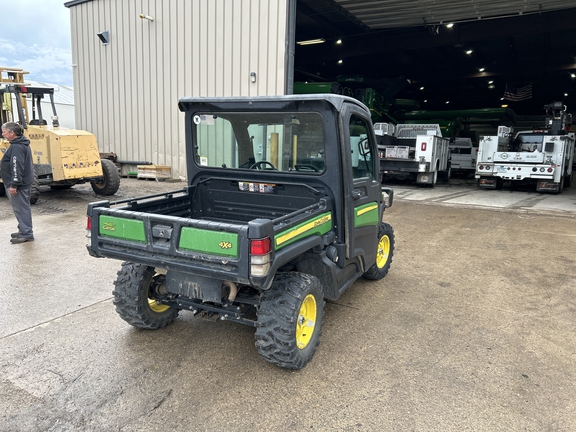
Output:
[{"xmin": 29, "ymin": 119, "xmax": 47, "ymax": 125}]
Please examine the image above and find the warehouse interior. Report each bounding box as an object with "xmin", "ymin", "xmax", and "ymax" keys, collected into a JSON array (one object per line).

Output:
[{"xmin": 294, "ymin": 1, "xmax": 576, "ymax": 130}]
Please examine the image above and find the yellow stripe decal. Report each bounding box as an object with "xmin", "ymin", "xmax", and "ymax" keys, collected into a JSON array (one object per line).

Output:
[
  {"xmin": 357, "ymin": 203, "xmax": 378, "ymax": 216},
  {"xmin": 276, "ymin": 213, "xmax": 332, "ymax": 247}
]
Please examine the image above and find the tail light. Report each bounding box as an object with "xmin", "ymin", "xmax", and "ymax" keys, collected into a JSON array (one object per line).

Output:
[
  {"xmin": 421, "ymin": 142, "xmax": 427, "ymax": 151},
  {"xmin": 250, "ymin": 237, "xmax": 271, "ymax": 276},
  {"xmin": 86, "ymin": 217, "xmax": 92, "ymax": 239}
]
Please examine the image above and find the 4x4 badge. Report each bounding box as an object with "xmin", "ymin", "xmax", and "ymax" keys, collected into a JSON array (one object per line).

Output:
[
  {"xmin": 102, "ymin": 222, "xmax": 115, "ymax": 231},
  {"xmin": 219, "ymin": 241, "xmax": 232, "ymax": 249}
]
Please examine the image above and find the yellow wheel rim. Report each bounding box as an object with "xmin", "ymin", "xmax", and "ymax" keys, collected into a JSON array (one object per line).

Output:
[
  {"xmin": 148, "ymin": 275, "xmax": 170, "ymax": 313},
  {"xmin": 148, "ymin": 298, "xmax": 170, "ymax": 313},
  {"xmin": 296, "ymin": 294, "xmax": 317, "ymax": 349},
  {"xmin": 375, "ymin": 235, "xmax": 390, "ymax": 269}
]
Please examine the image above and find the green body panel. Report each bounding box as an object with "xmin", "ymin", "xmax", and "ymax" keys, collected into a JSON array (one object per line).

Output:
[
  {"xmin": 179, "ymin": 227, "xmax": 239, "ymax": 258},
  {"xmin": 354, "ymin": 202, "xmax": 379, "ymax": 228},
  {"xmin": 99, "ymin": 216, "xmax": 146, "ymax": 242},
  {"xmin": 275, "ymin": 212, "xmax": 332, "ymax": 250}
]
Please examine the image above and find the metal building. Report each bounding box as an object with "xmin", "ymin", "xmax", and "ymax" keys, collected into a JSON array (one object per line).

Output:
[
  {"xmin": 33, "ymin": 82, "xmax": 76, "ymax": 129},
  {"xmin": 64, "ymin": 0, "xmax": 294, "ymax": 179}
]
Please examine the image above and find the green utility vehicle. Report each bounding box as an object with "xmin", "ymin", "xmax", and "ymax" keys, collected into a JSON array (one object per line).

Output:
[{"xmin": 86, "ymin": 94, "xmax": 395, "ymax": 369}]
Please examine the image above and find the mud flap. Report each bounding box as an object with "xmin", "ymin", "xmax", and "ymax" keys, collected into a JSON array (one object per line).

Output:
[
  {"xmin": 478, "ymin": 178, "xmax": 497, "ymax": 189},
  {"xmin": 536, "ymin": 181, "xmax": 560, "ymax": 193}
]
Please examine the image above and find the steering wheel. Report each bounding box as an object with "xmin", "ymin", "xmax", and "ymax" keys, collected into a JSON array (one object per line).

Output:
[
  {"xmin": 294, "ymin": 164, "xmax": 320, "ymax": 172},
  {"xmin": 249, "ymin": 161, "xmax": 277, "ymax": 170}
]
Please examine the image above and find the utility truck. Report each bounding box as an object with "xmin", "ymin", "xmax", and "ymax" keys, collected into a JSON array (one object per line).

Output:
[
  {"xmin": 86, "ymin": 94, "xmax": 395, "ymax": 369},
  {"xmin": 449, "ymin": 137, "xmax": 477, "ymax": 176},
  {"xmin": 476, "ymin": 102, "xmax": 574, "ymax": 193},
  {"xmin": 0, "ymin": 67, "xmax": 120, "ymax": 202},
  {"xmin": 376, "ymin": 123, "xmax": 451, "ymax": 186}
]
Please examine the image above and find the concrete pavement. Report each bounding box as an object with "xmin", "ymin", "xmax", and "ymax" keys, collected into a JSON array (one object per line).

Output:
[{"xmin": 0, "ymin": 179, "xmax": 575, "ymax": 431}]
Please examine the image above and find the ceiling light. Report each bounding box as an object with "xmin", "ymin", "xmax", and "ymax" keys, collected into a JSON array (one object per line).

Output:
[
  {"xmin": 336, "ymin": 39, "xmax": 342, "ymax": 44},
  {"xmin": 446, "ymin": 23, "xmax": 454, "ymax": 28},
  {"xmin": 338, "ymin": 59, "xmax": 343, "ymax": 64},
  {"xmin": 565, "ymin": 93, "xmax": 569, "ymax": 97},
  {"xmin": 423, "ymin": 100, "xmax": 428, "ymax": 103},
  {"xmin": 466, "ymin": 50, "xmax": 473, "ymax": 55},
  {"xmin": 488, "ymin": 80, "xmax": 494, "ymax": 84},
  {"xmin": 571, "ymin": 73, "xmax": 576, "ymax": 78},
  {"xmin": 479, "ymin": 68, "xmax": 485, "ymax": 72},
  {"xmin": 501, "ymin": 104, "xmax": 508, "ymax": 108},
  {"xmin": 446, "ymin": 101, "xmax": 450, "ymax": 104},
  {"xmin": 420, "ymin": 86, "xmax": 425, "ymax": 90},
  {"xmin": 296, "ymin": 38, "xmax": 326, "ymax": 46}
]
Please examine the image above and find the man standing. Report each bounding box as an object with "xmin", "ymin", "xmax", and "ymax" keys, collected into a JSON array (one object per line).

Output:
[{"xmin": 1, "ymin": 122, "xmax": 34, "ymax": 243}]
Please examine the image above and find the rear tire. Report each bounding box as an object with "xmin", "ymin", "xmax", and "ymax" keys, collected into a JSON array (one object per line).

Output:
[
  {"xmin": 255, "ymin": 272, "xmax": 325, "ymax": 369},
  {"xmin": 91, "ymin": 158, "xmax": 120, "ymax": 195},
  {"xmin": 565, "ymin": 172, "xmax": 573, "ymax": 188},
  {"xmin": 495, "ymin": 177, "xmax": 504, "ymax": 190},
  {"xmin": 363, "ymin": 223, "xmax": 395, "ymax": 280},
  {"xmin": 428, "ymin": 171, "xmax": 438, "ymax": 188},
  {"xmin": 443, "ymin": 163, "xmax": 451, "ymax": 182},
  {"xmin": 113, "ymin": 263, "xmax": 179, "ymax": 329},
  {"xmin": 29, "ymin": 175, "xmax": 40, "ymax": 205}
]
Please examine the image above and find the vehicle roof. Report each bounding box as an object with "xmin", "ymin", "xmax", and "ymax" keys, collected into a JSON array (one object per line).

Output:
[{"xmin": 178, "ymin": 93, "xmax": 369, "ymax": 115}]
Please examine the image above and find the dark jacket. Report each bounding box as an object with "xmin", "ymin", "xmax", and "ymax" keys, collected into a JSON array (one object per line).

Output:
[{"xmin": 1, "ymin": 134, "xmax": 34, "ymax": 188}]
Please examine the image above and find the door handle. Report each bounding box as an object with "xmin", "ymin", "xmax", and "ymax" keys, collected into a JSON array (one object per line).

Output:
[{"xmin": 351, "ymin": 190, "xmax": 362, "ymax": 200}]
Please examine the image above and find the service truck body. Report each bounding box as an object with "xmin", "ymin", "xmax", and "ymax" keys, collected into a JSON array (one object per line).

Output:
[
  {"xmin": 449, "ymin": 137, "xmax": 477, "ymax": 174},
  {"xmin": 476, "ymin": 103, "xmax": 574, "ymax": 193},
  {"xmin": 376, "ymin": 123, "xmax": 450, "ymax": 185}
]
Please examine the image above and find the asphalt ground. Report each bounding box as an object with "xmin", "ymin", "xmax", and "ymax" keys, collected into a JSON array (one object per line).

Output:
[{"xmin": 0, "ymin": 177, "xmax": 575, "ymax": 431}]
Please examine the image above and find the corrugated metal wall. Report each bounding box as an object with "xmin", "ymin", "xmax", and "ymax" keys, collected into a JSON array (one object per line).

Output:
[{"xmin": 68, "ymin": 0, "xmax": 291, "ymax": 179}]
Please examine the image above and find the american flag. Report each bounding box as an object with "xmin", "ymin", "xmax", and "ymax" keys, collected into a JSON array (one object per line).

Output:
[{"xmin": 503, "ymin": 83, "xmax": 533, "ymax": 101}]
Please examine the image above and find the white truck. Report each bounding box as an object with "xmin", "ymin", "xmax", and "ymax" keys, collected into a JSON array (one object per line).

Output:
[
  {"xmin": 449, "ymin": 137, "xmax": 478, "ymax": 176},
  {"xmin": 476, "ymin": 102, "xmax": 574, "ymax": 193},
  {"xmin": 376, "ymin": 123, "xmax": 451, "ymax": 186}
]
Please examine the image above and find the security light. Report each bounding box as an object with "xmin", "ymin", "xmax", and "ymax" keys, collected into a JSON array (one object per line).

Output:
[{"xmin": 97, "ymin": 30, "xmax": 110, "ymax": 45}]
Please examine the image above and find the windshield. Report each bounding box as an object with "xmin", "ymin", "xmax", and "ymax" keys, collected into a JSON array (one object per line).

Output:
[{"xmin": 192, "ymin": 111, "xmax": 325, "ymax": 174}]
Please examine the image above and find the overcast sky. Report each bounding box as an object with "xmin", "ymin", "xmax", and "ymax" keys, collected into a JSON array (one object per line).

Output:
[{"xmin": 0, "ymin": 0, "xmax": 73, "ymax": 86}]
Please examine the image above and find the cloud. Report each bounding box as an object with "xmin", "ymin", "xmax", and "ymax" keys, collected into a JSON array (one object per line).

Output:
[
  {"xmin": 1, "ymin": 0, "xmax": 72, "ymax": 86},
  {"xmin": 0, "ymin": 38, "xmax": 72, "ymax": 86},
  {"xmin": 3, "ymin": 0, "xmax": 71, "ymax": 51}
]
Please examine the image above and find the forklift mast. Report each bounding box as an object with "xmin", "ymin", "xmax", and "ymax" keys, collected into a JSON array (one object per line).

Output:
[{"xmin": 0, "ymin": 66, "xmax": 59, "ymax": 128}]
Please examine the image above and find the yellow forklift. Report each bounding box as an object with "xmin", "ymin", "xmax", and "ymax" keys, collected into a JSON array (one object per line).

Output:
[{"xmin": 0, "ymin": 67, "xmax": 120, "ymax": 203}]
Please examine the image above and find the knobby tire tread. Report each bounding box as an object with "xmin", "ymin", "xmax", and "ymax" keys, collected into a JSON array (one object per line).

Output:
[{"xmin": 112, "ymin": 262, "xmax": 178, "ymax": 330}]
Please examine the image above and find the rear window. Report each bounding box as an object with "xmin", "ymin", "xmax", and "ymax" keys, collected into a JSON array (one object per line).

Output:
[{"xmin": 192, "ymin": 112, "xmax": 325, "ymax": 174}]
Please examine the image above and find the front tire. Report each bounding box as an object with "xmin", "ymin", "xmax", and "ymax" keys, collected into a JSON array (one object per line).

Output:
[
  {"xmin": 91, "ymin": 158, "xmax": 120, "ymax": 195},
  {"xmin": 255, "ymin": 272, "xmax": 325, "ymax": 369},
  {"xmin": 363, "ymin": 223, "xmax": 395, "ymax": 280},
  {"xmin": 113, "ymin": 263, "xmax": 179, "ymax": 329}
]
